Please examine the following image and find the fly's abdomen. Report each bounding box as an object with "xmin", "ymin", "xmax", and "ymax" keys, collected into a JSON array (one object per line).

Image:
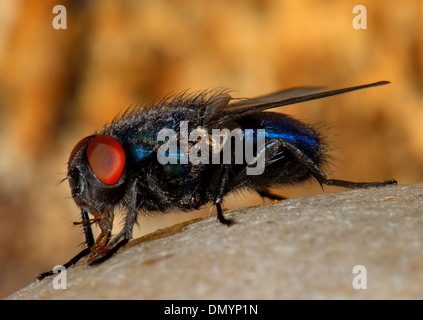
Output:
[{"xmin": 237, "ymin": 112, "xmax": 324, "ymax": 186}]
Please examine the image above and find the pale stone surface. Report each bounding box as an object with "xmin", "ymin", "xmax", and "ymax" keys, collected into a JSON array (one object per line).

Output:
[{"xmin": 6, "ymin": 184, "xmax": 423, "ymax": 300}]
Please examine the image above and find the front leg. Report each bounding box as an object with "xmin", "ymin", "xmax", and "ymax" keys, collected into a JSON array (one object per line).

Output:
[
  {"xmin": 84, "ymin": 208, "xmax": 115, "ymax": 263},
  {"xmin": 89, "ymin": 178, "xmax": 139, "ymax": 265},
  {"xmin": 36, "ymin": 209, "xmax": 94, "ymax": 281}
]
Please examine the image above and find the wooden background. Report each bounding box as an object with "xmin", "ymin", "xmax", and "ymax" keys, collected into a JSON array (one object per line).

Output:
[{"xmin": 0, "ymin": 0, "xmax": 422, "ymax": 298}]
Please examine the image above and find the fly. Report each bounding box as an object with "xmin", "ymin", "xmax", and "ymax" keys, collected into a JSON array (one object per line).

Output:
[{"xmin": 36, "ymin": 81, "xmax": 397, "ymax": 280}]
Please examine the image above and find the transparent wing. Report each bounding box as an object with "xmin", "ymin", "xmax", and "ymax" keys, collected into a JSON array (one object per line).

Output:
[
  {"xmin": 204, "ymin": 81, "xmax": 390, "ymax": 126},
  {"xmin": 228, "ymin": 87, "xmax": 325, "ymax": 110}
]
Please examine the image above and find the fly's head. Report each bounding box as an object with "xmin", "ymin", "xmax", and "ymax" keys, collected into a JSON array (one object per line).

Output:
[{"xmin": 67, "ymin": 134, "xmax": 129, "ymax": 214}]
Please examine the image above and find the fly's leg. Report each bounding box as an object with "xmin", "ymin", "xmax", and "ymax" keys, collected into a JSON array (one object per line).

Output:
[
  {"xmin": 89, "ymin": 178, "xmax": 139, "ymax": 265},
  {"xmin": 73, "ymin": 210, "xmax": 97, "ymax": 247},
  {"xmin": 84, "ymin": 208, "xmax": 114, "ymax": 263},
  {"xmin": 36, "ymin": 209, "xmax": 94, "ymax": 281},
  {"xmin": 278, "ymin": 140, "xmax": 397, "ymax": 189},
  {"xmin": 216, "ymin": 199, "xmax": 235, "ymax": 226},
  {"xmin": 214, "ymin": 140, "xmax": 285, "ymax": 224},
  {"xmin": 214, "ymin": 165, "xmax": 236, "ymax": 226}
]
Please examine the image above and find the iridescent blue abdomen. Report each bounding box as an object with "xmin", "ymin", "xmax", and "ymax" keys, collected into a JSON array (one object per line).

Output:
[{"xmin": 235, "ymin": 111, "xmax": 323, "ymax": 187}]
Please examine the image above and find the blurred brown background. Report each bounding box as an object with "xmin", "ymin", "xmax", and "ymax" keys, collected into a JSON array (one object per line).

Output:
[{"xmin": 0, "ymin": 0, "xmax": 422, "ymax": 298}]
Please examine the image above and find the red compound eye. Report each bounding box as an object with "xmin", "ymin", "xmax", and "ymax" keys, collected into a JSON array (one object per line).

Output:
[
  {"xmin": 68, "ymin": 135, "xmax": 94, "ymax": 171},
  {"xmin": 86, "ymin": 135, "xmax": 126, "ymax": 185}
]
